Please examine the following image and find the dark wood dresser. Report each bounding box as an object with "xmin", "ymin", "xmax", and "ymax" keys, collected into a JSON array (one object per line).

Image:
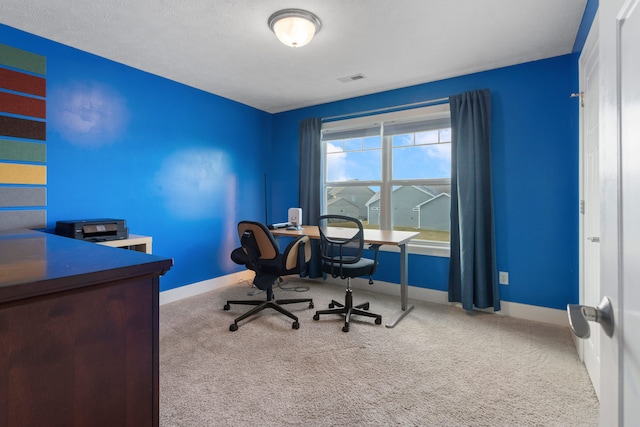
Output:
[{"xmin": 0, "ymin": 229, "xmax": 173, "ymax": 427}]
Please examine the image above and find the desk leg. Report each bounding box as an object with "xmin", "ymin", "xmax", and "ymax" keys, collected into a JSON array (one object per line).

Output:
[{"xmin": 385, "ymin": 243, "xmax": 414, "ymax": 328}]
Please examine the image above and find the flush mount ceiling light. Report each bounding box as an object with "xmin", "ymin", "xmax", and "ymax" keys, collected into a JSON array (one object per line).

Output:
[{"xmin": 268, "ymin": 9, "xmax": 322, "ymax": 48}]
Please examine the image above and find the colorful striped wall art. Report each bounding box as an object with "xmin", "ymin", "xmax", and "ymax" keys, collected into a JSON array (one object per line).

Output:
[{"xmin": 0, "ymin": 43, "xmax": 47, "ymax": 231}]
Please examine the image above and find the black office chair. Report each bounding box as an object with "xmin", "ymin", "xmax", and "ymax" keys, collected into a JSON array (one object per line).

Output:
[
  {"xmin": 313, "ymin": 215, "xmax": 382, "ymax": 332},
  {"xmin": 225, "ymin": 221, "xmax": 314, "ymax": 331}
]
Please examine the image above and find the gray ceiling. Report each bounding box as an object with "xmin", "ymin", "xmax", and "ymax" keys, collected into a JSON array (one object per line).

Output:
[{"xmin": 0, "ymin": 0, "xmax": 587, "ymax": 113}]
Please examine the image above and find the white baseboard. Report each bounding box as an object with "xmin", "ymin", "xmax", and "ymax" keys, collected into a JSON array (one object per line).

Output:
[
  {"xmin": 160, "ymin": 273, "xmax": 569, "ymax": 328},
  {"xmin": 495, "ymin": 299, "xmax": 569, "ymax": 327},
  {"xmin": 159, "ymin": 270, "xmax": 253, "ymax": 306},
  {"xmin": 328, "ymin": 276, "xmax": 569, "ymax": 327}
]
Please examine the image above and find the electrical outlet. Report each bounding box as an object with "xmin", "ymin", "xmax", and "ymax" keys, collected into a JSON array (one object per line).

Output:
[{"xmin": 499, "ymin": 271, "xmax": 509, "ymax": 285}]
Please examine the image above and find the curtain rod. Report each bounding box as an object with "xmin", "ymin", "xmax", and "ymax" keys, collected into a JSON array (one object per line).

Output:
[{"xmin": 322, "ymin": 97, "xmax": 449, "ymax": 122}]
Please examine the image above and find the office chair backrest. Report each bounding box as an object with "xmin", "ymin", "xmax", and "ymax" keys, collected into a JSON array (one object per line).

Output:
[
  {"xmin": 237, "ymin": 221, "xmax": 278, "ymax": 260},
  {"xmin": 318, "ymin": 215, "xmax": 364, "ymax": 267}
]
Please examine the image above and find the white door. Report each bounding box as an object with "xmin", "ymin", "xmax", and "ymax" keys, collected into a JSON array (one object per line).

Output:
[
  {"xmin": 579, "ymin": 22, "xmax": 601, "ymax": 397},
  {"xmin": 597, "ymin": 0, "xmax": 640, "ymax": 424}
]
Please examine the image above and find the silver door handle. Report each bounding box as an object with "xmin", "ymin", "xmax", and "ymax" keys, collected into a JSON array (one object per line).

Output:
[
  {"xmin": 567, "ymin": 296, "xmax": 614, "ymax": 339},
  {"xmin": 587, "ymin": 236, "xmax": 600, "ymax": 242}
]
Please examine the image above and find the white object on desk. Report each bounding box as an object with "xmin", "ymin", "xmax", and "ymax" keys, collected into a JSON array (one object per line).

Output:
[
  {"xmin": 96, "ymin": 234, "xmax": 152, "ymax": 254},
  {"xmin": 288, "ymin": 207, "xmax": 302, "ymax": 228}
]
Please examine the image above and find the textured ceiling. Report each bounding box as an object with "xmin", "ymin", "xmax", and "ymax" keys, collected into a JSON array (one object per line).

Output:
[{"xmin": 0, "ymin": 0, "xmax": 587, "ymax": 113}]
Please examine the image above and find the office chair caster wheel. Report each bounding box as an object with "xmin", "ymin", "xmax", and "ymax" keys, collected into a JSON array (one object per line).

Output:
[
  {"xmin": 313, "ymin": 314, "xmax": 320, "ymax": 321},
  {"xmin": 223, "ymin": 304, "xmax": 230, "ymax": 311},
  {"xmin": 361, "ymin": 303, "xmax": 370, "ymax": 310},
  {"xmin": 375, "ymin": 317, "xmax": 382, "ymax": 325},
  {"xmin": 292, "ymin": 321, "xmax": 300, "ymax": 330},
  {"xmin": 309, "ymin": 302, "xmax": 314, "ymax": 309},
  {"xmin": 229, "ymin": 323, "xmax": 238, "ymax": 332},
  {"xmin": 342, "ymin": 325, "xmax": 349, "ymax": 333},
  {"xmin": 328, "ymin": 303, "xmax": 335, "ymax": 308}
]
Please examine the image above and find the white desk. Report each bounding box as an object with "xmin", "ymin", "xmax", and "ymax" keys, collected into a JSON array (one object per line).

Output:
[
  {"xmin": 271, "ymin": 226, "xmax": 419, "ymax": 327},
  {"xmin": 96, "ymin": 234, "xmax": 152, "ymax": 254}
]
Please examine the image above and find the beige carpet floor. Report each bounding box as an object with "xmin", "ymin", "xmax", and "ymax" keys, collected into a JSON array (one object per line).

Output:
[{"xmin": 159, "ymin": 280, "xmax": 599, "ymax": 426}]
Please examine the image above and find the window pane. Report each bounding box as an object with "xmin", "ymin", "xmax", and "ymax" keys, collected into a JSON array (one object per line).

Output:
[
  {"xmin": 439, "ymin": 128, "xmax": 451, "ymax": 142},
  {"xmin": 326, "ymin": 141, "xmax": 381, "ymax": 182},
  {"xmin": 392, "ymin": 133, "xmax": 413, "ymax": 147},
  {"xmin": 344, "ymin": 138, "xmax": 362, "ymax": 151},
  {"xmin": 326, "ymin": 185, "xmax": 380, "ymax": 228},
  {"xmin": 363, "ymin": 136, "xmax": 381, "ymax": 149},
  {"xmin": 327, "ymin": 139, "xmax": 344, "ymax": 153},
  {"xmin": 391, "ymin": 185, "xmax": 451, "ymax": 242},
  {"xmin": 392, "ymin": 142, "xmax": 451, "ymax": 180},
  {"xmin": 416, "ymin": 130, "xmax": 439, "ymax": 144}
]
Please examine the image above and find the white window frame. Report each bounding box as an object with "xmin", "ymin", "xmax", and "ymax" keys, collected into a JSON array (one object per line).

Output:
[{"xmin": 321, "ymin": 103, "xmax": 451, "ymax": 257}]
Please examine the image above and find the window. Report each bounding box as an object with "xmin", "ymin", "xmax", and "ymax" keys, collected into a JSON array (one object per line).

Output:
[{"xmin": 322, "ymin": 104, "xmax": 451, "ymax": 244}]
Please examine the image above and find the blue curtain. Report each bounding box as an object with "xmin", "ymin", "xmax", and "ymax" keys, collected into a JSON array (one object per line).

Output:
[
  {"xmin": 299, "ymin": 117, "xmax": 323, "ymax": 278},
  {"xmin": 448, "ymin": 89, "xmax": 500, "ymax": 311}
]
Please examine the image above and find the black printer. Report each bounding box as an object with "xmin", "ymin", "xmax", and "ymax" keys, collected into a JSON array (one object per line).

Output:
[{"xmin": 55, "ymin": 218, "xmax": 129, "ymax": 242}]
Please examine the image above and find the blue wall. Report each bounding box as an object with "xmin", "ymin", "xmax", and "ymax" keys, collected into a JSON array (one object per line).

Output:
[
  {"xmin": 573, "ymin": 0, "xmax": 599, "ymax": 53},
  {"xmin": 1, "ymin": 24, "xmax": 271, "ymax": 291},
  {"xmin": 1, "ymin": 22, "xmax": 582, "ymax": 310},
  {"xmin": 271, "ymin": 55, "xmax": 580, "ymax": 310}
]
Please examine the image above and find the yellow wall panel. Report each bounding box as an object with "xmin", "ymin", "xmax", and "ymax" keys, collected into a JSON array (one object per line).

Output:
[{"xmin": 0, "ymin": 163, "xmax": 46, "ymax": 184}]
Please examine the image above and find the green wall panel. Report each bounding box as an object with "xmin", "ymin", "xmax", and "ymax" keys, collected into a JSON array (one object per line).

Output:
[
  {"xmin": 0, "ymin": 43, "xmax": 46, "ymax": 75},
  {"xmin": 0, "ymin": 139, "xmax": 46, "ymax": 162}
]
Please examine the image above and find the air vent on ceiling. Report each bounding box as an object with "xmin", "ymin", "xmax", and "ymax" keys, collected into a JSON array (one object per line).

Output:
[{"xmin": 337, "ymin": 73, "xmax": 366, "ymax": 83}]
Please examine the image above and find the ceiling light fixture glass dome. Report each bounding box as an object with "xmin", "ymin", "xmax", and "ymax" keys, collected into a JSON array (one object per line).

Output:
[{"xmin": 268, "ymin": 9, "xmax": 322, "ymax": 48}]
